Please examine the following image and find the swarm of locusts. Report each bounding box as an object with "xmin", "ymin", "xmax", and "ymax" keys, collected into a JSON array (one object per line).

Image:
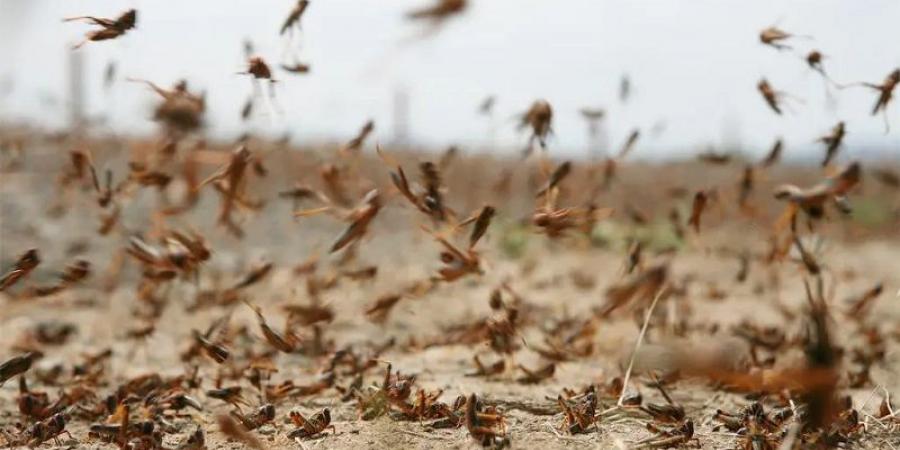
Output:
[{"xmin": 1, "ymin": 5, "xmax": 899, "ymax": 450}]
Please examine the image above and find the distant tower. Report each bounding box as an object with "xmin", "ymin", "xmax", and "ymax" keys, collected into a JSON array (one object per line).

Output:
[
  {"xmin": 580, "ymin": 109, "xmax": 607, "ymax": 160},
  {"xmin": 720, "ymin": 113, "xmax": 742, "ymax": 153},
  {"xmin": 587, "ymin": 120, "xmax": 612, "ymax": 160},
  {"xmin": 392, "ymin": 86, "xmax": 410, "ymax": 147},
  {"xmin": 68, "ymin": 49, "xmax": 86, "ymax": 130},
  {"xmin": 597, "ymin": 120, "xmax": 610, "ymax": 158}
]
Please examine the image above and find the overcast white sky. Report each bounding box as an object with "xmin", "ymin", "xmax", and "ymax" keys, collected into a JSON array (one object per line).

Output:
[{"xmin": 1, "ymin": 0, "xmax": 899, "ymax": 159}]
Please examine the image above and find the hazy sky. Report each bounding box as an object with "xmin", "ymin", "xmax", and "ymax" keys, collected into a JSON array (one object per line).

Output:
[{"xmin": 1, "ymin": 0, "xmax": 899, "ymax": 159}]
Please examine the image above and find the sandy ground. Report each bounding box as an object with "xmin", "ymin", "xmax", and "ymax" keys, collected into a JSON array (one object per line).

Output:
[{"xmin": 1, "ymin": 140, "xmax": 899, "ymax": 449}]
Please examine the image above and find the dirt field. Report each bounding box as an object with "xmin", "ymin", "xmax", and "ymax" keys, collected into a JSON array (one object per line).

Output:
[{"xmin": 1, "ymin": 134, "xmax": 899, "ymax": 449}]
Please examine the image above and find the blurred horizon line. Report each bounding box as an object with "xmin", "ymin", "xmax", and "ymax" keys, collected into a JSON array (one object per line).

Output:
[{"xmin": 1, "ymin": 119, "xmax": 896, "ymax": 165}]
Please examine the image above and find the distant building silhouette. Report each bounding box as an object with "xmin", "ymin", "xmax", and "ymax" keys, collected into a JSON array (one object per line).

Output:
[
  {"xmin": 392, "ymin": 86, "xmax": 409, "ymax": 147},
  {"xmin": 68, "ymin": 49, "xmax": 86, "ymax": 130}
]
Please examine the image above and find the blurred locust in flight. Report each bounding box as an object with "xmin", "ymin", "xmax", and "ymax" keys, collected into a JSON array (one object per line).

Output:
[
  {"xmin": 843, "ymin": 68, "xmax": 900, "ymax": 132},
  {"xmin": 533, "ymin": 160, "xmax": 611, "ymax": 238},
  {"xmin": 804, "ymin": 50, "xmax": 839, "ymax": 87},
  {"xmin": 759, "ymin": 25, "xmax": 809, "ymax": 51},
  {"xmin": 338, "ymin": 195, "xmax": 384, "ymax": 252},
  {"xmin": 129, "ymin": 78, "xmax": 206, "ymax": 133},
  {"xmin": 757, "ymin": 79, "xmax": 789, "ymax": 115},
  {"xmin": 759, "ymin": 138, "xmax": 782, "ymax": 168},
  {"xmin": 867, "ymin": 69, "xmax": 900, "ymax": 115},
  {"xmin": 65, "ymin": 9, "xmax": 136, "ymax": 49},
  {"xmin": 281, "ymin": 62, "xmax": 311, "ymax": 75},
  {"xmin": 199, "ymin": 145, "xmax": 259, "ymax": 237},
  {"xmin": 407, "ymin": 0, "xmax": 467, "ymax": 22},
  {"xmin": 519, "ymin": 99, "xmax": 554, "ymax": 151},
  {"xmin": 341, "ymin": 120, "xmax": 375, "ymax": 154},
  {"xmin": 239, "ymin": 56, "xmax": 280, "ymax": 105},
  {"xmin": 280, "ymin": 0, "xmax": 310, "ymax": 35},
  {"xmin": 421, "ymin": 204, "xmax": 495, "ymax": 283},
  {"xmin": 478, "ymin": 95, "xmax": 496, "ymax": 115},
  {"xmin": 774, "ymin": 161, "xmax": 860, "ymax": 228},
  {"xmin": 818, "ymin": 121, "xmax": 846, "ymax": 167},
  {"xmin": 601, "ymin": 128, "xmax": 641, "ymax": 189}
]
